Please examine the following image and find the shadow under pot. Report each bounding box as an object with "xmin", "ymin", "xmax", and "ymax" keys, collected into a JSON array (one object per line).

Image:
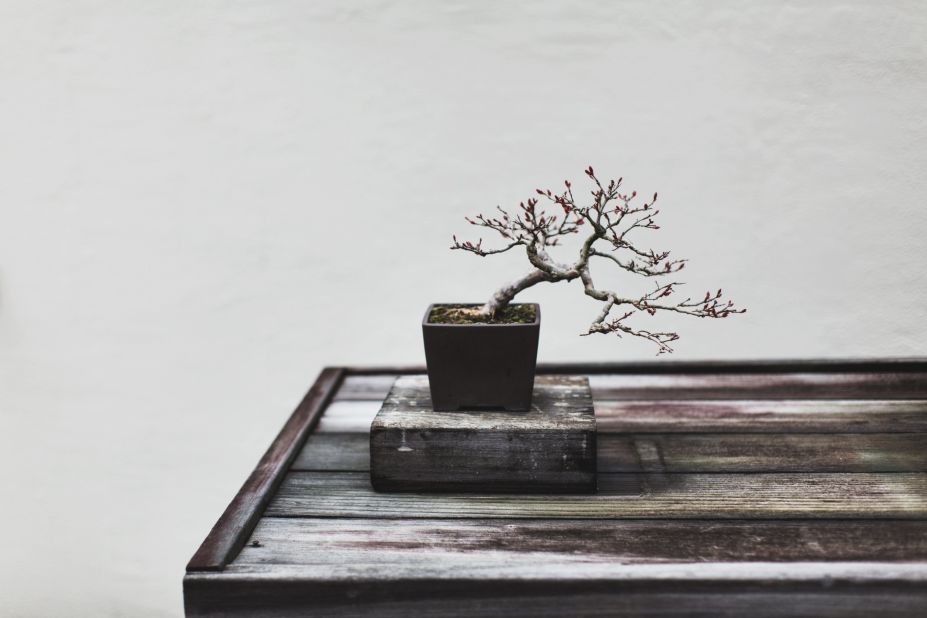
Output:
[{"xmin": 422, "ymin": 303, "xmax": 540, "ymax": 411}]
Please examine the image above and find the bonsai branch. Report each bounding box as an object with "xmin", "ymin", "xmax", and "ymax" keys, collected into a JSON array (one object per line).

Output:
[{"xmin": 450, "ymin": 167, "xmax": 745, "ymax": 353}]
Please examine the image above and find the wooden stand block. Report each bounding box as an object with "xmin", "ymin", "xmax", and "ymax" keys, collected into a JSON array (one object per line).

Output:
[{"xmin": 370, "ymin": 375, "xmax": 597, "ymax": 494}]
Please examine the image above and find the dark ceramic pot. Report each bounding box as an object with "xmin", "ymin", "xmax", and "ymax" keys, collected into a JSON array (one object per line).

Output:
[{"xmin": 422, "ymin": 303, "xmax": 540, "ymax": 411}]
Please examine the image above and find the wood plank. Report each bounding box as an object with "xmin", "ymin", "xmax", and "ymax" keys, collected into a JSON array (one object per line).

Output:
[
  {"xmin": 184, "ymin": 573, "xmax": 927, "ymax": 618},
  {"xmin": 225, "ymin": 562, "xmax": 927, "ymax": 581},
  {"xmin": 316, "ymin": 399, "xmax": 927, "ymax": 434},
  {"xmin": 294, "ymin": 433, "xmax": 370, "ymax": 471},
  {"xmin": 293, "ymin": 432, "xmax": 927, "ymax": 473},
  {"xmin": 315, "ymin": 400, "xmax": 380, "ymax": 432},
  {"xmin": 232, "ymin": 518, "xmax": 927, "ymax": 572},
  {"xmin": 596, "ymin": 400, "xmax": 927, "ymax": 433},
  {"xmin": 601, "ymin": 433, "xmax": 927, "ymax": 472},
  {"xmin": 335, "ymin": 372, "xmax": 927, "ymax": 401},
  {"xmin": 590, "ymin": 373, "xmax": 927, "ymax": 400},
  {"xmin": 335, "ymin": 374, "xmax": 399, "ymax": 401},
  {"xmin": 375, "ymin": 375, "xmax": 596, "ymax": 431},
  {"xmin": 185, "ymin": 367, "xmax": 345, "ymax": 572},
  {"xmin": 267, "ymin": 471, "xmax": 927, "ymax": 519}
]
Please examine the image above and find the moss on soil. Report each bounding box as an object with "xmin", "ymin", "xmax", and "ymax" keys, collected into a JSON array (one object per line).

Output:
[{"xmin": 428, "ymin": 304, "xmax": 537, "ymax": 325}]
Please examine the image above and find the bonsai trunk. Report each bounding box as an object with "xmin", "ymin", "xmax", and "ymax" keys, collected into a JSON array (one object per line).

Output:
[{"xmin": 479, "ymin": 269, "xmax": 551, "ymax": 317}]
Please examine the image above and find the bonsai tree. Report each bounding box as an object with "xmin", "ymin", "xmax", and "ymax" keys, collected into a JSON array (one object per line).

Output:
[{"xmin": 450, "ymin": 166, "xmax": 745, "ymax": 354}]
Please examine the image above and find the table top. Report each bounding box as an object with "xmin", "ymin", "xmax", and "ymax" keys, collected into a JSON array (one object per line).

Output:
[{"xmin": 183, "ymin": 360, "xmax": 927, "ymax": 617}]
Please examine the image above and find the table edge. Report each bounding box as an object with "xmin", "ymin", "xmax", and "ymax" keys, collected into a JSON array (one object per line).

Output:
[{"xmin": 185, "ymin": 366, "xmax": 346, "ymax": 572}]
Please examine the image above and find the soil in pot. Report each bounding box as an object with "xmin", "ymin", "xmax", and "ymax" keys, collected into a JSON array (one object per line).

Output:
[{"xmin": 428, "ymin": 303, "xmax": 537, "ymax": 325}]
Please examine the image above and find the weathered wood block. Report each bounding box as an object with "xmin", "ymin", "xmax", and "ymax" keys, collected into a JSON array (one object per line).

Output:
[{"xmin": 370, "ymin": 375, "xmax": 597, "ymax": 493}]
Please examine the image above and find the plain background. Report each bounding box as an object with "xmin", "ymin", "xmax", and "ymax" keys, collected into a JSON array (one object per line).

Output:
[{"xmin": 1, "ymin": 1, "xmax": 926, "ymax": 616}]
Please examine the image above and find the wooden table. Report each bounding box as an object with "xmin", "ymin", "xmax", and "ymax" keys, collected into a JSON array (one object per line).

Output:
[{"xmin": 184, "ymin": 360, "xmax": 927, "ymax": 617}]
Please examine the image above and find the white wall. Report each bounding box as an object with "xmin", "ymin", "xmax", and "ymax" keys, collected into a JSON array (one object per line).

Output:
[{"xmin": 1, "ymin": 1, "xmax": 925, "ymax": 616}]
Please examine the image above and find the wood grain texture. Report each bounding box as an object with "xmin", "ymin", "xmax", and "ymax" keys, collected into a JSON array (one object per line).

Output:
[
  {"xmin": 294, "ymin": 431, "xmax": 927, "ymax": 473},
  {"xmin": 590, "ymin": 373, "xmax": 927, "ymax": 400},
  {"xmin": 335, "ymin": 371, "xmax": 927, "ymax": 402},
  {"xmin": 315, "ymin": 400, "xmax": 381, "ymax": 433},
  {"xmin": 596, "ymin": 400, "xmax": 927, "ymax": 433},
  {"xmin": 294, "ymin": 433, "xmax": 370, "ymax": 471},
  {"xmin": 602, "ymin": 433, "xmax": 927, "ymax": 472},
  {"xmin": 334, "ymin": 374, "xmax": 399, "ymax": 401},
  {"xmin": 185, "ymin": 360, "xmax": 927, "ymax": 617},
  {"xmin": 234, "ymin": 517, "xmax": 927, "ymax": 572},
  {"xmin": 184, "ymin": 574, "xmax": 927, "ymax": 618},
  {"xmin": 185, "ymin": 367, "xmax": 345, "ymax": 572},
  {"xmin": 268, "ymin": 471, "xmax": 927, "ymax": 519},
  {"xmin": 370, "ymin": 375, "xmax": 596, "ymax": 493},
  {"xmin": 317, "ymin": 398, "xmax": 927, "ymax": 434},
  {"xmin": 375, "ymin": 375, "xmax": 596, "ymax": 431}
]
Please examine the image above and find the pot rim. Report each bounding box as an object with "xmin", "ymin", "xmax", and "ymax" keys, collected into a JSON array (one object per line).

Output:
[{"xmin": 422, "ymin": 302, "xmax": 541, "ymax": 327}]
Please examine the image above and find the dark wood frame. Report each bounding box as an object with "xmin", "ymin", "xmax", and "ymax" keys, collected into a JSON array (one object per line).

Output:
[{"xmin": 185, "ymin": 358, "xmax": 927, "ymax": 575}]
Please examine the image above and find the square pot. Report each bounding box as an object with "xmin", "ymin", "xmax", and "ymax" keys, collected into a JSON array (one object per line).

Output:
[{"xmin": 422, "ymin": 303, "xmax": 540, "ymax": 411}]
